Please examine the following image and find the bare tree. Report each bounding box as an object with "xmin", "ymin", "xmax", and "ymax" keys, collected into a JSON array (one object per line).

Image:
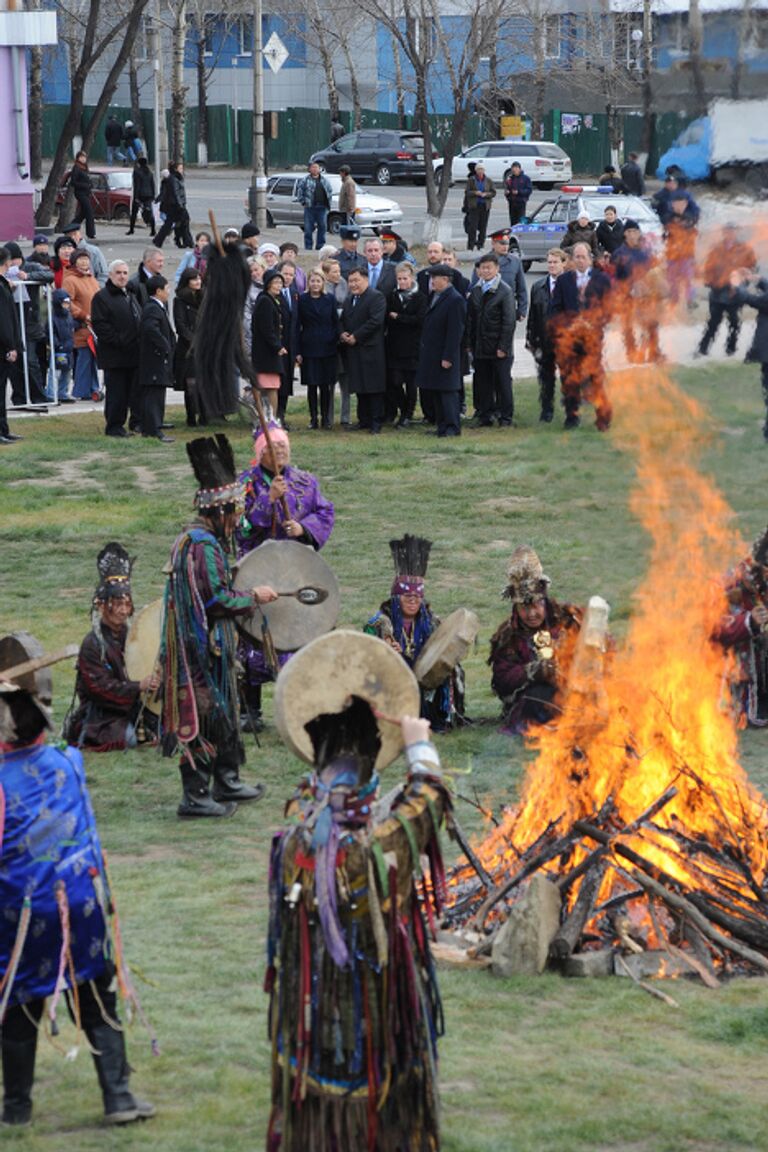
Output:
[
  {"xmin": 28, "ymin": 0, "xmax": 43, "ymax": 183},
  {"xmin": 687, "ymin": 0, "xmax": 708, "ymax": 116},
  {"xmin": 35, "ymin": 0, "xmax": 152, "ymax": 227},
  {"xmin": 167, "ymin": 0, "xmax": 189, "ymax": 160},
  {"xmin": 186, "ymin": 2, "xmax": 247, "ymax": 165}
]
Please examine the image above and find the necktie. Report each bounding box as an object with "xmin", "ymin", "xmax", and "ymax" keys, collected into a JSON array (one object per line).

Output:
[
  {"xmin": 370, "ymin": 264, "xmax": 379, "ymax": 290},
  {"xmin": 283, "ymin": 288, "xmax": 291, "ymax": 310}
]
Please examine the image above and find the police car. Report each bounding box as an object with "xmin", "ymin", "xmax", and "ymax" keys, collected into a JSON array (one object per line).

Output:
[{"xmin": 509, "ymin": 185, "xmax": 662, "ymax": 269}]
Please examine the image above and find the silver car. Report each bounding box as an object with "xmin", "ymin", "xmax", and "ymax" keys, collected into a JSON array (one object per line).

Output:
[
  {"xmin": 264, "ymin": 173, "xmax": 403, "ymax": 235},
  {"xmin": 509, "ymin": 187, "xmax": 663, "ymax": 269}
]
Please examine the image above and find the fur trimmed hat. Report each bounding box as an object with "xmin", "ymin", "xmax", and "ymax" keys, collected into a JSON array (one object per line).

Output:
[{"xmin": 503, "ymin": 545, "xmax": 550, "ymax": 604}]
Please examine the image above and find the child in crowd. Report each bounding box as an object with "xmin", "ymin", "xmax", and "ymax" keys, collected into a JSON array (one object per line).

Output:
[{"xmin": 50, "ymin": 288, "xmax": 76, "ymax": 402}]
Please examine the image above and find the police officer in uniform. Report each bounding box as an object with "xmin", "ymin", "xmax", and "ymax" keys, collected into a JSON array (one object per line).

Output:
[{"xmin": 336, "ymin": 225, "xmax": 366, "ymax": 280}]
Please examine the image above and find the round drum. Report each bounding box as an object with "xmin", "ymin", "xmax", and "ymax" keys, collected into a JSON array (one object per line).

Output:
[
  {"xmin": 125, "ymin": 599, "xmax": 164, "ymax": 716},
  {"xmin": 274, "ymin": 630, "xmax": 420, "ymax": 772},
  {"xmin": 233, "ymin": 540, "xmax": 340, "ymax": 652},
  {"xmin": 413, "ymin": 607, "xmax": 480, "ymax": 689}
]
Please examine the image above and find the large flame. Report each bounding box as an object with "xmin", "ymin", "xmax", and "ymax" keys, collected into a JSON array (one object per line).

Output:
[{"xmin": 465, "ymin": 359, "xmax": 768, "ymax": 914}]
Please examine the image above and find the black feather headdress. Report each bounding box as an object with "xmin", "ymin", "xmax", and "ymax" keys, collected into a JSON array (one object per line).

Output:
[
  {"xmin": 389, "ymin": 534, "xmax": 432, "ymax": 595},
  {"xmin": 94, "ymin": 541, "xmax": 134, "ymax": 602},
  {"xmin": 186, "ymin": 434, "xmax": 243, "ymax": 510}
]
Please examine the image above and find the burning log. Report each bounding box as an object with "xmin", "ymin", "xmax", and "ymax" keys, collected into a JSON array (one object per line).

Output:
[
  {"xmin": 549, "ymin": 860, "xmax": 608, "ymax": 962},
  {"xmin": 445, "ymin": 812, "xmax": 494, "ymax": 891}
]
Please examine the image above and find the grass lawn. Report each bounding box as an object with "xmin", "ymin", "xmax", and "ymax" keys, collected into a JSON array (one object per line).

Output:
[{"xmin": 2, "ymin": 358, "xmax": 768, "ymax": 1151}]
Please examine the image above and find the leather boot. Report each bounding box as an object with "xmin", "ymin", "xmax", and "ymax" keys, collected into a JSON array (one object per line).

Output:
[
  {"xmin": 212, "ymin": 766, "xmax": 265, "ymax": 803},
  {"xmin": 87, "ymin": 1023, "xmax": 155, "ymax": 1125},
  {"xmin": 177, "ymin": 786, "xmax": 237, "ymax": 819},
  {"xmin": 1, "ymin": 1037, "xmax": 37, "ymax": 1126}
]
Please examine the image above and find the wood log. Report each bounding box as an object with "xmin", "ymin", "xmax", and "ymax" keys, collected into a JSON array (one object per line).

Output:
[
  {"xmin": 549, "ymin": 859, "xmax": 608, "ymax": 961},
  {"xmin": 446, "ymin": 812, "xmax": 494, "ymax": 891},
  {"xmin": 468, "ymin": 830, "xmax": 577, "ymax": 931},
  {"xmin": 686, "ymin": 891, "xmax": 768, "ymax": 953}
]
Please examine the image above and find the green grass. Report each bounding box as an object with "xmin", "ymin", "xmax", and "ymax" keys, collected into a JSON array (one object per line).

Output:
[{"xmin": 3, "ymin": 361, "xmax": 768, "ymax": 1150}]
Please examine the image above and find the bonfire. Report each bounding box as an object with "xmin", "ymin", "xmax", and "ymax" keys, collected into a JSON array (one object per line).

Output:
[{"xmin": 445, "ymin": 364, "xmax": 768, "ymax": 987}]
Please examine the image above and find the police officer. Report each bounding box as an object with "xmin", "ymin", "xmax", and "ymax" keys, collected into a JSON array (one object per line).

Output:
[{"xmin": 336, "ymin": 225, "xmax": 366, "ymax": 280}]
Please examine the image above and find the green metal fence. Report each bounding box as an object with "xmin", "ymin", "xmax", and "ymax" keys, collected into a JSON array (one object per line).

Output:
[{"xmin": 42, "ymin": 103, "xmax": 692, "ymax": 178}]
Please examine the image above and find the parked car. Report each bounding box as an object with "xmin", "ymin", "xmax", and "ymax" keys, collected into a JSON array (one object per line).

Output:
[
  {"xmin": 508, "ymin": 185, "xmax": 663, "ymax": 269},
  {"xmin": 309, "ymin": 130, "xmax": 431, "ymax": 185},
  {"xmin": 434, "ymin": 140, "xmax": 572, "ymax": 189},
  {"xmin": 57, "ymin": 168, "xmax": 133, "ymax": 221},
  {"xmin": 262, "ymin": 172, "xmax": 403, "ymax": 235}
]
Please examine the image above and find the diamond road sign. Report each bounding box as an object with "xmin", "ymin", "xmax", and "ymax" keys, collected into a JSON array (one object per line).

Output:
[{"xmin": 264, "ymin": 32, "xmax": 288, "ymax": 73}]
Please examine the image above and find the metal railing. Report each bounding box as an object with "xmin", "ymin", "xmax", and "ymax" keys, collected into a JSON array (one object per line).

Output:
[{"xmin": 8, "ymin": 281, "xmax": 58, "ymax": 411}]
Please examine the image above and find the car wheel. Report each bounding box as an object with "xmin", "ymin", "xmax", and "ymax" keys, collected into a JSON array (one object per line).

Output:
[
  {"xmin": 537, "ymin": 181, "xmax": 555, "ymax": 191},
  {"xmin": 113, "ymin": 205, "xmax": 129, "ymax": 221},
  {"xmin": 327, "ymin": 213, "xmax": 342, "ymax": 235},
  {"xmin": 265, "ymin": 210, "xmax": 275, "ymax": 228},
  {"xmin": 433, "ymin": 166, "xmax": 443, "ymax": 184},
  {"xmin": 375, "ymin": 164, "xmax": 392, "ymax": 186}
]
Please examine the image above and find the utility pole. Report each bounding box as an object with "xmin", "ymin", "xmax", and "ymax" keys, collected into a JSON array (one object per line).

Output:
[
  {"xmin": 639, "ymin": 0, "xmax": 654, "ymax": 162},
  {"xmin": 249, "ymin": 0, "xmax": 266, "ymax": 227},
  {"xmin": 152, "ymin": 0, "xmax": 169, "ymax": 177}
]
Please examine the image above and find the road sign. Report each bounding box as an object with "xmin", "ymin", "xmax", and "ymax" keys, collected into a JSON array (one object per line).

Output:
[{"xmin": 264, "ymin": 32, "xmax": 288, "ymax": 73}]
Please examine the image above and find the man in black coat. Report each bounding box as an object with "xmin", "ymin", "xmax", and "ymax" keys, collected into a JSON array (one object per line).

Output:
[
  {"xmin": 127, "ymin": 158, "xmax": 156, "ymax": 235},
  {"xmin": 467, "ymin": 252, "xmax": 516, "ymax": 427},
  {"xmin": 128, "ymin": 247, "xmax": 164, "ymax": 308},
  {"xmin": 550, "ymin": 242, "xmax": 612, "ymax": 430},
  {"xmin": 139, "ymin": 276, "xmax": 176, "ymax": 443},
  {"xmin": 0, "ymin": 247, "xmax": 22, "ymax": 444},
  {"xmin": 415, "ymin": 264, "xmax": 467, "ymax": 438},
  {"xmin": 620, "ymin": 152, "xmax": 645, "ymax": 197},
  {"xmin": 276, "ymin": 260, "xmax": 301, "ymax": 426},
  {"xmin": 153, "ymin": 162, "xmax": 193, "ymax": 249},
  {"xmin": 92, "ymin": 260, "xmax": 144, "ymax": 437},
  {"xmin": 526, "ymin": 247, "xmax": 567, "ymax": 423},
  {"xmin": 364, "ymin": 238, "xmax": 397, "ymax": 298},
  {"xmin": 340, "ymin": 267, "xmax": 387, "ymax": 434},
  {"xmin": 731, "ymin": 269, "xmax": 768, "ymax": 440}
]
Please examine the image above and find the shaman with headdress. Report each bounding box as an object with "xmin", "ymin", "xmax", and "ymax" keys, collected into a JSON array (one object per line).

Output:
[
  {"xmin": 234, "ymin": 420, "xmax": 335, "ymax": 729},
  {"xmin": 68, "ymin": 542, "xmax": 158, "ymax": 750},
  {"xmin": 159, "ymin": 434, "xmax": 277, "ymax": 818},
  {"xmin": 265, "ymin": 631, "xmax": 451, "ymax": 1151},
  {"xmin": 364, "ymin": 534, "xmax": 467, "ymax": 732},
  {"xmin": 713, "ymin": 524, "xmax": 768, "ymax": 727},
  {"xmin": 0, "ymin": 633, "xmax": 155, "ymax": 1128},
  {"xmin": 489, "ymin": 545, "xmax": 581, "ymax": 734}
]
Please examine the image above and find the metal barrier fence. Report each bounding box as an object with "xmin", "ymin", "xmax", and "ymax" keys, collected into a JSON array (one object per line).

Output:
[{"xmin": 8, "ymin": 281, "xmax": 59, "ymax": 412}]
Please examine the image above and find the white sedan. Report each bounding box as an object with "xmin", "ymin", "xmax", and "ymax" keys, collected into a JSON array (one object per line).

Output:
[{"xmin": 262, "ymin": 172, "xmax": 403, "ymax": 235}]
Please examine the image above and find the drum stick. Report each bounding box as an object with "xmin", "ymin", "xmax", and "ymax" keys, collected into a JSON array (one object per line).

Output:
[{"xmin": 1, "ymin": 644, "xmax": 79, "ymax": 682}]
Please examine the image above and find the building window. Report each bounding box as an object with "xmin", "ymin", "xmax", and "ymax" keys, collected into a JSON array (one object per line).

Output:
[
  {"xmin": 613, "ymin": 13, "xmax": 643, "ymax": 67},
  {"xmin": 238, "ymin": 16, "xmax": 253, "ymax": 56},
  {"xmin": 543, "ymin": 14, "xmax": 561, "ymax": 59},
  {"xmin": 747, "ymin": 10, "xmax": 768, "ymax": 51}
]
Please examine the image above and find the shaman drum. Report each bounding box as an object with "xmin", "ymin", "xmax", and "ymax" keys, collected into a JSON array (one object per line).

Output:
[
  {"xmin": 413, "ymin": 608, "xmax": 479, "ymax": 690},
  {"xmin": 125, "ymin": 599, "xmax": 164, "ymax": 716},
  {"xmin": 274, "ymin": 630, "xmax": 420, "ymax": 772},
  {"xmin": 233, "ymin": 539, "xmax": 340, "ymax": 652}
]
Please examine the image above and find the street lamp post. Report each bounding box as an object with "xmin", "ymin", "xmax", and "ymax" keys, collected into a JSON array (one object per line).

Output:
[{"xmin": 249, "ymin": 0, "xmax": 266, "ymax": 226}]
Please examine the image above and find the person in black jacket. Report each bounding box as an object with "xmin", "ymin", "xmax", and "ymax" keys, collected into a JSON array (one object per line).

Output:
[
  {"xmin": 251, "ymin": 267, "xmax": 286, "ymax": 416},
  {"xmin": 91, "ymin": 260, "xmax": 144, "ymax": 437},
  {"xmin": 153, "ymin": 162, "xmax": 193, "ymax": 249},
  {"xmin": 526, "ymin": 247, "xmax": 567, "ymax": 423},
  {"xmin": 296, "ymin": 268, "xmax": 339, "ymax": 429},
  {"xmin": 595, "ymin": 205, "xmax": 625, "ymax": 256},
  {"xmin": 0, "ymin": 248, "xmax": 22, "ymax": 444},
  {"xmin": 467, "ymin": 252, "xmax": 516, "ymax": 427},
  {"xmin": 385, "ymin": 263, "xmax": 427, "ymax": 426},
  {"xmin": 139, "ymin": 276, "xmax": 176, "ymax": 442},
  {"xmin": 620, "ymin": 152, "xmax": 645, "ymax": 197},
  {"xmin": 276, "ymin": 260, "xmax": 300, "ymax": 426},
  {"xmin": 730, "ymin": 269, "xmax": 768, "ymax": 440},
  {"xmin": 104, "ymin": 114, "xmax": 126, "ymax": 165},
  {"xmin": 340, "ymin": 267, "xmax": 387, "ymax": 434},
  {"xmin": 550, "ymin": 242, "xmax": 612, "ymax": 431},
  {"xmin": 415, "ymin": 265, "xmax": 466, "ymax": 438},
  {"xmin": 67, "ymin": 152, "xmax": 96, "ymax": 240},
  {"xmin": 127, "ymin": 157, "xmax": 156, "ymax": 235},
  {"xmin": 173, "ymin": 267, "xmax": 204, "ymax": 427}
]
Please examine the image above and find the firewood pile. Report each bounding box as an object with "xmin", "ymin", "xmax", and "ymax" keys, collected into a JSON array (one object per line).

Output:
[{"xmin": 443, "ymin": 774, "xmax": 768, "ymax": 988}]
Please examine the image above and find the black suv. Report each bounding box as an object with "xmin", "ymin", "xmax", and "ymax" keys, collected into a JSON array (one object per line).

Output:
[{"xmin": 309, "ymin": 131, "xmax": 428, "ymax": 186}]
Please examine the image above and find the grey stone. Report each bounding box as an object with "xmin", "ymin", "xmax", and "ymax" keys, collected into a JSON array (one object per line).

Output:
[
  {"xmin": 563, "ymin": 950, "xmax": 615, "ymax": 978},
  {"xmin": 613, "ymin": 950, "xmax": 690, "ymax": 980},
  {"xmin": 491, "ymin": 874, "xmax": 562, "ymax": 977}
]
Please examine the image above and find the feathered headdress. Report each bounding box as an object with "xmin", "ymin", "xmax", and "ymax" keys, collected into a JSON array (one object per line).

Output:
[
  {"xmin": 503, "ymin": 545, "xmax": 550, "ymax": 604},
  {"xmin": 186, "ymin": 434, "xmax": 243, "ymax": 510},
  {"xmin": 94, "ymin": 542, "xmax": 134, "ymax": 603},
  {"xmin": 389, "ymin": 534, "xmax": 432, "ymax": 597}
]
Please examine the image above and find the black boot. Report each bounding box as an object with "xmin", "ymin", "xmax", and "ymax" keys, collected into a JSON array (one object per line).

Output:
[
  {"xmin": 87, "ymin": 1023, "xmax": 155, "ymax": 1126},
  {"xmin": 177, "ymin": 785, "xmax": 237, "ymax": 819},
  {"xmin": 1, "ymin": 1037, "xmax": 37, "ymax": 1127},
  {"xmin": 212, "ymin": 766, "xmax": 265, "ymax": 804}
]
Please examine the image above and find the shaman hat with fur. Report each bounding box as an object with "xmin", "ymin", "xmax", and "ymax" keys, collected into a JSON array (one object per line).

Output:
[
  {"xmin": 503, "ymin": 545, "xmax": 551, "ymax": 604},
  {"xmin": 186, "ymin": 434, "xmax": 244, "ymax": 511}
]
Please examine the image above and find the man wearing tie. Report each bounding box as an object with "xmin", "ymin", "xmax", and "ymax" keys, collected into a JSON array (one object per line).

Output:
[
  {"xmin": 526, "ymin": 247, "xmax": 567, "ymax": 423},
  {"xmin": 340, "ymin": 267, "xmax": 387, "ymax": 433},
  {"xmin": 364, "ymin": 238, "xmax": 396, "ymax": 298},
  {"xmin": 550, "ymin": 242, "xmax": 612, "ymax": 431}
]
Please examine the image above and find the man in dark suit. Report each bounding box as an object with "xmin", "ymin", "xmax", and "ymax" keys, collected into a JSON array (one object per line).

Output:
[
  {"xmin": 550, "ymin": 241, "xmax": 612, "ymax": 430},
  {"xmin": 128, "ymin": 246, "xmax": 165, "ymax": 308},
  {"xmin": 526, "ymin": 247, "xmax": 567, "ymax": 423},
  {"xmin": 0, "ymin": 247, "xmax": 22, "ymax": 445},
  {"xmin": 363, "ymin": 238, "xmax": 396, "ymax": 298},
  {"xmin": 415, "ymin": 264, "xmax": 467, "ymax": 438},
  {"xmin": 139, "ymin": 275, "xmax": 176, "ymax": 443},
  {"xmin": 91, "ymin": 259, "xmax": 143, "ymax": 438},
  {"xmin": 276, "ymin": 260, "xmax": 301, "ymax": 426},
  {"xmin": 340, "ymin": 267, "xmax": 387, "ymax": 434}
]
